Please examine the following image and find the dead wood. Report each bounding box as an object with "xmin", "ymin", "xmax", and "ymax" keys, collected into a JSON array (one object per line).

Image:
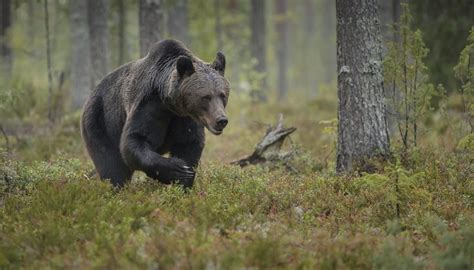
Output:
[{"xmin": 231, "ymin": 114, "xmax": 296, "ymax": 168}]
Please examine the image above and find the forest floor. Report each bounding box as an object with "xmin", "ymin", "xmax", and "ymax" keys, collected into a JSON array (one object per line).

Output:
[{"xmin": 0, "ymin": 92, "xmax": 473, "ymax": 269}]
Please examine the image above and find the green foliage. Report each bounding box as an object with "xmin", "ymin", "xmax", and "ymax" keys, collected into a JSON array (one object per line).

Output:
[
  {"xmin": 453, "ymin": 26, "xmax": 474, "ymax": 133},
  {"xmin": 0, "ymin": 143, "xmax": 471, "ymax": 268},
  {"xmin": 410, "ymin": 0, "xmax": 474, "ymax": 90},
  {"xmin": 384, "ymin": 4, "xmax": 435, "ymax": 152}
]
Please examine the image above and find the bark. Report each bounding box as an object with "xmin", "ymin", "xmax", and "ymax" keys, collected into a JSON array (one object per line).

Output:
[
  {"xmin": 88, "ymin": 0, "xmax": 109, "ymax": 87},
  {"xmin": 275, "ymin": 0, "xmax": 289, "ymax": 102},
  {"xmin": 250, "ymin": 0, "xmax": 267, "ymax": 90},
  {"xmin": 117, "ymin": 0, "xmax": 126, "ymax": 64},
  {"xmin": 139, "ymin": 0, "xmax": 164, "ymax": 57},
  {"xmin": 336, "ymin": 0, "xmax": 390, "ymax": 173},
  {"xmin": 0, "ymin": 0, "xmax": 12, "ymax": 77},
  {"xmin": 167, "ymin": 0, "xmax": 189, "ymax": 45},
  {"xmin": 69, "ymin": 0, "xmax": 91, "ymax": 109}
]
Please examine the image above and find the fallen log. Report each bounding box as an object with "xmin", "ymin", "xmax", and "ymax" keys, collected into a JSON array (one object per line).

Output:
[{"xmin": 231, "ymin": 114, "xmax": 296, "ymax": 169}]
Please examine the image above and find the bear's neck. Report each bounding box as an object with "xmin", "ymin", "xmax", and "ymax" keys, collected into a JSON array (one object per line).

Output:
[{"xmin": 161, "ymin": 76, "xmax": 188, "ymax": 117}]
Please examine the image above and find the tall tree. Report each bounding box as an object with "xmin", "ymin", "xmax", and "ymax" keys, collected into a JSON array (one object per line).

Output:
[
  {"xmin": 214, "ymin": 0, "xmax": 223, "ymax": 51},
  {"xmin": 167, "ymin": 0, "xmax": 189, "ymax": 45},
  {"xmin": 322, "ymin": 0, "xmax": 336, "ymax": 84},
  {"xmin": 335, "ymin": 0, "xmax": 390, "ymax": 173},
  {"xmin": 392, "ymin": 0, "xmax": 400, "ymax": 42},
  {"xmin": 275, "ymin": 0, "xmax": 289, "ymax": 101},
  {"xmin": 44, "ymin": 0, "xmax": 53, "ymax": 121},
  {"xmin": 302, "ymin": 0, "xmax": 317, "ymax": 95},
  {"xmin": 69, "ymin": 0, "xmax": 91, "ymax": 109},
  {"xmin": 139, "ymin": 0, "xmax": 163, "ymax": 57},
  {"xmin": 117, "ymin": 0, "xmax": 126, "ymax": 65},
  {"xmin": 88, "ymin": 0, "xmax": 109, "ymax": 86},
  {"xmin": 250, "ymin": 0, "xmax": 267, "ymax": 92},
  {"xmin": 0, "ymin": 0, "xmax": 12, "ymax": 77}
]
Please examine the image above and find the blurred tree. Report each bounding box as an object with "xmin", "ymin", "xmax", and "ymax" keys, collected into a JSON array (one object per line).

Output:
[
  {"xmin": 167, "ymin": 0, "xmax": 189, "ymax": 45},
  {"xmin": 214, "ymin": 0, "xmax": 223, "ymax": 51},
  {"xmin": 117, "ymin": 0, "xmax": 126, "ymax": 65},
  {"xmin": 321, "ymin": 0, "xmax": 336, "ymax": 84},
  {"xmin": 44, "ymin": 0, "xmax": 53, "ymax": 121},
  {"xmin": 410, "ymin": 0, "xmax": 474, "ymax": 91},
  {"xmin": 0, "ymin": 0, "xmax": 12, "ymax": 77},
  {"xmin": 27, "ymin": 0, "xmax": 34, "ymax": 43},
  {"xmin": 88, "ymin": 0, "xmax": 109, "ymax": 87},
  {"xmin": 392, "ymin": 0, "xmax": 400, "ymax": 42},
  {"xmin": 379, "ymin": 0, "xmax": 401, "ymax": 43},
  {"xmin": 250, "ymin": 0, "xmax": 267, "ymax": 95},
  {"xmin": 69, "ymin": 0, "xmax": 91, "ymax": 109},
  {"xmin": 139, "ymin": 0, "xmax": 164, "ymax": 57},
  {"xmin": 336, "ymin": 0, "xmax": 390, "ymax": 173},
  {"xmin": 301, "ymin": 0, "xmax": 317, "ymax": 96},
  {"xmin": 275, "ymin": 0, "xmax": 289, "ymax": 101}
]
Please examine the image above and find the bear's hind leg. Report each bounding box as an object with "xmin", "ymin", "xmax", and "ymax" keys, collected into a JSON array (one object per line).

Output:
[{"xmin": 93, "ymin": 148, "xmax": 132, "ymax": 187}]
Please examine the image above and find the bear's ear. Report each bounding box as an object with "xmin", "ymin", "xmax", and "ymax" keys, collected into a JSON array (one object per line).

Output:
[
  {"xmin": 176, "ymin": 56, "xmax": 195, "ymax": 78},
  {"xmin": 211, "ymin": 52, "xmax": 226, "ymax": 75}
]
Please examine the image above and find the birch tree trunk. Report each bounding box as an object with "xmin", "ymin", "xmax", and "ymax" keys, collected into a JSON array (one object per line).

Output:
[
  {"xmin": 275, "ymin": 0, "xmax": 289, "ymax": 102},
  {"xmin": 167, "ymin": 0, "xmax": 189, "ymax": 45},
  {"xmin": 250, "ymin": 0, "xmax": 267, "ymax": 91},
  {"xmin": 139, "ymin": 0, "xmax": 163, "ymax": 57},
  {"xmin": 336, "ymin": 0, "xmax": 390, "ymax": 173},
  {"xmin": 88, "ymin": 0, "xmax": 109, "ymax": 87},
  {"xmin": 70, "ymin": 0, "xmax": 91, "ymax": 109}
]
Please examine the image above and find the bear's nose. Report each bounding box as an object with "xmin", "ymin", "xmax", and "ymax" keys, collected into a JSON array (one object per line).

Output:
[{"xmin": 216, "ymin": 117, "xmax": 228, "ymax": 130}]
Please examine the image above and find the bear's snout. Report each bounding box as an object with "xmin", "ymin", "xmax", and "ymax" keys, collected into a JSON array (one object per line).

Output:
[{"xmin": 215, "ymin": 116, "xmax": 228, "ymax": 131}]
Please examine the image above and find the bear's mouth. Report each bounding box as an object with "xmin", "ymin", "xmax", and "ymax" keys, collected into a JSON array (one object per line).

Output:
[
  {"xmin": 205, "ymin": 125, "xmax": 223, "ymax": 135},
  {"xmin": 196, "ymin": 116, "xmax": 225, "ymax": 135}
]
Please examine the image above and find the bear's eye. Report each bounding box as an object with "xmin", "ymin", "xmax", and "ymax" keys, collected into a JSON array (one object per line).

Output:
[
  {"xmin": 219, "ymin": 93, "xmax": 226, "ymax": 100},
  {"xmin": 201, "ymin": 95, "xmax": 212, "ymax": 101}
]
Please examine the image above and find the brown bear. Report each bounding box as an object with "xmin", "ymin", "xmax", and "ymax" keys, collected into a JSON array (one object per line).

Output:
[{"xmin": 81, "ymin": 39, "xmax": 230, "ymax": 187}]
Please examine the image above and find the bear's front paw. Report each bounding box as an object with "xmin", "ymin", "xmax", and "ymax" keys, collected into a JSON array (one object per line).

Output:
[{"xmin": 156, "ymin": 158, "xmax": 195, "ymax": 187}]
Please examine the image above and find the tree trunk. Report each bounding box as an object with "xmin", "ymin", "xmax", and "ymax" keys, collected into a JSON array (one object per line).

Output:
[
  {"xmin": 69, "ymin": 0, "xmax": 91, "ymax": 109},
  {"xmin": 335, "ymin": 0, "xmax": 390, "ymax": 173},
  {"xmin": 303, "ymin": 0, "xmax": 317, "ymax": 96},
  {"xmin": 88, "ymin": 0, "xmax": 109, "ymax": 87},
  {"xmin": 214, "ymin": 0, "xmax": 223, "ymax": 51},
  {"xmin": 167, "ymin": 0, "xmax": 189, "ymax": 45},
  {"xmin": 27, "ymin": 0, "xmax": 35, "ymax": 43},
  {"xmin": 139, "ymin": 0, "xmax": 163, "ymax": 57},
  {"xmin": 117, "ymin": 0, "xmax": 126, "ymax": 65},
  {"xmin": 44, "ymin": 0, "xmax": 53, "ymax": 121},
  {"xmin": 0, "ymin": 0, "xmax": 12, "ymax": 77},
  {"xmin": 275, "ymin": 0, "xmax": 289, "ymax": 102},
  {"xmin": 392, "ymin": 0, "xmax": 401, "ymax": 42},
  {"xmin": 250, "ymin": 0, "xmax": 267, "ymax": 91}
]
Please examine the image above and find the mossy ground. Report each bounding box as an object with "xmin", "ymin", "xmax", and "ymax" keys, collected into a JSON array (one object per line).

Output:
[{"xmin": 0, "ymin": 92, "xmax": 472, "ymax": 269}]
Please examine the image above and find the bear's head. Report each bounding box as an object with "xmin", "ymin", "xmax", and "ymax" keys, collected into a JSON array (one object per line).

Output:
[{"xmin": 171, "ymin": 52, "xmax": 230, "ymax": 135}]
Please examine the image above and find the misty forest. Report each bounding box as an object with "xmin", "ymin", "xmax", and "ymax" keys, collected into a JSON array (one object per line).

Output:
[{"xmin": 0, "ymin": 0, "xmax": 473, "ymax": 269}]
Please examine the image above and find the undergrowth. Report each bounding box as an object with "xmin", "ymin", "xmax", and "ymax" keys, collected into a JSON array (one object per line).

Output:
[{"xmin": 0, "ymin": 143, "xmax": 472, "ymax": 269}]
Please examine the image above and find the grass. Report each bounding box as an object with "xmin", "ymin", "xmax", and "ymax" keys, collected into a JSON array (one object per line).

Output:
[{"xmin": 0, "ymin": 92, "xmax": 473, "ymax": 269}]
